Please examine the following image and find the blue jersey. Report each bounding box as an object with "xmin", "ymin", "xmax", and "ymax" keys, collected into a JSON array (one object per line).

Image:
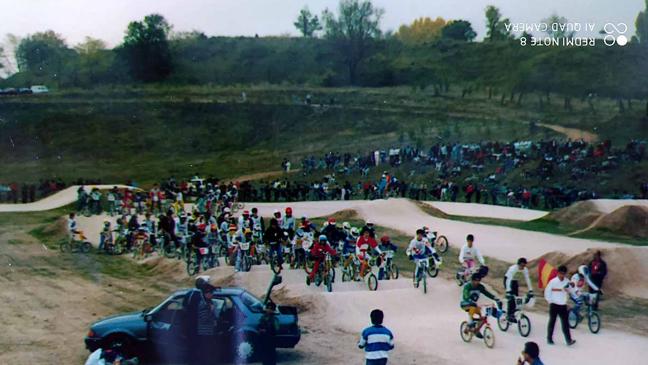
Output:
[{"xmin": 358, "ymin": 325, "xmax": 394, "ymax": 360}]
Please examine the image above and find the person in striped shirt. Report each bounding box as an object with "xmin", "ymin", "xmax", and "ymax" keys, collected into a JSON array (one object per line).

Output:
[{"xmin": 358, "ymin": 309, "xmax": 394, "ymax": 365}]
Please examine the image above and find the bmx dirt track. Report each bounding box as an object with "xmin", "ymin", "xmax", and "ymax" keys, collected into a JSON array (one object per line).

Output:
[{"xmin": 2, "ymin": 192, "xmax": 648, "ymax": 364}]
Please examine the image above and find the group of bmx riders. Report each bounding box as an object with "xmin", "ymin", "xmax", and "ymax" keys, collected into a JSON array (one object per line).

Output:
[{"xmin": 67, "ymin": 186, "xmax": 604, "ymax": 363}]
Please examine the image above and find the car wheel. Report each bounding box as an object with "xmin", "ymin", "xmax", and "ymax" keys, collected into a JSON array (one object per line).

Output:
[{"xmin": 104, "ymin": 334, "xmax": 135, "ymax": 358}]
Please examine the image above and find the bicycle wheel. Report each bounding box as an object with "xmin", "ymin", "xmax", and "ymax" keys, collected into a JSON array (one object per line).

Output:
[
  {"xmin": 113, "ymin": 242, "xmax": 124, "ymax": 255},
  {"xmin": 342, "ymin": 266, "xmax": 352, "ymax": 282},
  {"xmin": 60, "ymin": 242, "xmax": 71, "ymax": 253},
  {"xmin": 483, "ymin": 326, "xmax": 495, "ymax": 348},
  {"xmin": 390, "ymin": 264, "xmax": 399, "ymax": 279},
  {"xmin": 186, "ymin": 254, "xmax": 198, "ymax": 276},
  {"xmin": 81, "ymin": 242, "xmax": 92, "ymax": 254},
  {"xmin": 518, "ymin": 314, "xmax": 531, "ymax": 337},
  {"xmin": 497, "ymin": 312, "xmax": 510, "ymax": 332},
  {"xmin": 436, "ymin": 235, "xmax": 448, "ymax": 254},
  {"xmin": 367, "ymin": 273, "xmax": 378, "ymax": 291},
  {"xmin": 568, "ymin": 310, "xmax": 579, "ymax": 329},
  {"xmin": 460, "ymin": 321, "xmax": 473, "ymax": 342},
  {"xmin": 427, "ymin": 264, "xmax": 439, "ymax": 278},
  {"xmin": 326, "ymin": 269, "xmax": 334, "ymax": 293},
  {"xmin": 314, "ymin": 273, "xmax": 322, "ymax": 287},
  {"xmin": 588, "ymin": 312, "xmax": 601, "ymax": 334}
]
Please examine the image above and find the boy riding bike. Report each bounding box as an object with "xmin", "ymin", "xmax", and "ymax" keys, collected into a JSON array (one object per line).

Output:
[
  {"xmin": 461, "ymin": 274, "xmax": 502, "ymax": 339},
  {"xmin": 504, "ymin": 258, "xmax": 534, "ymax": 323},
  {"xmin": 307, "ymin": 235, "xmax": 338, "ymax": 286},
  {"xmin": 356, "ymin": 229, "xmax": 382, "ymax": 278},
  {"xmin": 458, "ymin": 234, "xmax": 487, "ymax": 282}
]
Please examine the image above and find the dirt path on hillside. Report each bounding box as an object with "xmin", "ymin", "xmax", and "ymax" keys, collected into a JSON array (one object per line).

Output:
[
  {"xmin": 224, "ymin": 169, "xmax": 300, "ymax": 183},
  {"xmin": 537, "ymin": 123, "xmax": 599, "ymax": 142}
]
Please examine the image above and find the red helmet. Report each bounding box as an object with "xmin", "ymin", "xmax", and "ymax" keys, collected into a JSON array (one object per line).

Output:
[
  {"xmin": 327, "ymin": 218, "xmax": 336, "ymax": 225},
  {"xmin": 228, "ymin": 224, "xmax": 237, "ymax": 231},
  {"xmin": 285, "ymin": 207, "xmax": 292, "ymax": 214},
  {"xmin": 243, "ymin": 210, "xmax": 250, "ymax": 215},
  {"xmin": 380, "ymin": 235, "xmax": 390, "ymax": 244},
  {"xmin": 198, "ymin": 224, "xmax": 207, "ymax": 232}
]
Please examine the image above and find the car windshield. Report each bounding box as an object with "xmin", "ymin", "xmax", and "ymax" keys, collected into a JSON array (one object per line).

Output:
[{"xmin": 240, "ymin": 292, "xmax": 264, "ymax": 313}]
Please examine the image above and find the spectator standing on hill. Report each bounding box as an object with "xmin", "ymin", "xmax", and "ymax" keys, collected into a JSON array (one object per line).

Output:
[{"xmin": 358, "ymin": 309, "xmax": 394, "ymax": 365}]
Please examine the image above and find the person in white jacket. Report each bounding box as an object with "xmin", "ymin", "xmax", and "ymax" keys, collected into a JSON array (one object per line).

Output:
[
  {"xmin": 504, "ymin": 258, "xmax": 534, "ymax": 323},
  {"xmin": 458, "ymin": 234, "xmax": 485, "ymax": 269},
  {"xmin": 544, "ymin": 265, "xmax": 576, "ymax": 346}
]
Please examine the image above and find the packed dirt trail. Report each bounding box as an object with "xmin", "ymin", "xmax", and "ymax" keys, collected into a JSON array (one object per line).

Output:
[
  {"xmin": 204, "ymin": 260, "xmax": 648, "ymax": 365},
  {"xmin": 68, "ymin": 199, "xmax": 648, "ymax": 364},
  {"xmin": 250, "ymin": 199, "xmax": 631, "ymax": 262},
  {"xmin": 537, "ymin": 123, "xmax": 599, "ymax": 143},
  {"xmin": 423, "ymin": 201, "xmax": 547, "ymax": 221}
]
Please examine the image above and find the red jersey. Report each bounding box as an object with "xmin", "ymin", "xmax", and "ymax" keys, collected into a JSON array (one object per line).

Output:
[
  {"xmin": 356, "ymin": 236, "xmax": 378, "ymax": 253},
  {"xmin": 310, "ymin": 242, "xmax": 337, "ymax": 259}
]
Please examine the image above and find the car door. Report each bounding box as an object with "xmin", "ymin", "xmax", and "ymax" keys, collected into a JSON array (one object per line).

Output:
[{"xmin": 148, "ymin": 295, "xmax": 188, "ymax": 363}]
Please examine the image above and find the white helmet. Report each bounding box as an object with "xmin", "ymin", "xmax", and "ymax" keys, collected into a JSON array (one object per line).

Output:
[
  {"xmin": 350, "ymin": 227, "xmax": 359, "ymax": 237},
  {"xmin": 578, "ymin": 265, "xmax": 589, "ymax": 278},
  {"xmin": 224, "ymin": 207, "xmax": 231, "ymax": 213},
  {"xmin": 342, "ymin": 221, "xmax": 351, "ymax": 230}
]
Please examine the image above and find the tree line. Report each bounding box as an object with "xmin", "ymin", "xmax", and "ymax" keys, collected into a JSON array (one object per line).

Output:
[{"xmin": 2, "ymin": 0, "xmax": 648, "ymax": 113}]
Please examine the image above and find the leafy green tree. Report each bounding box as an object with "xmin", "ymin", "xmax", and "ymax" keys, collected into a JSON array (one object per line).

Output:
[
  {"xmin": 441, "ymin": 20, "xmax": 477, "ymax": 41},
  {"xmin": 322, "ymin": 0, "xmax": 384, "ymax": 85},
  {"xmin": 120, "ymin": 14, "xmax": 173, "ymax": 82},
  {"xmin": 16, "ymin": 31, "xmax": 69, "ymax": 74},
  {"xmin": 294, "ymin": 7, "xmax": 322, "ymax": 37},
  {"xmin": 542, "ymin": 14, "xmax": 575, "ymax": 39},
  {"xmin": 637, "ymin": 0, "xmax": 648, "ymax": 43},
  {"xmin": 485, "ymin": 6, "xmax": 512, "ymax": 42}
]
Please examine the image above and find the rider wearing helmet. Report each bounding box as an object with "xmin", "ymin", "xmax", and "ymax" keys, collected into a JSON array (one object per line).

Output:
[
  {"xmin": 250, "ymin": 207, "xmax": 265, "ymax": 239},
  {"xmin": 273, "ymin": 209, "xmax": 283, "ymax": 227},
  {"xmin": 504, "ymin": 258, "xmax": 534, "ymax": 323},
  {"xmin": 461, "ymin": 274, "xmax": 502, "ymax": 339},
  {"xmin": 282, "ymin": 207, "xmax": 296, "ymax": 239},
  {"xmin": 356, "ymin": 228, "xmax": 381, "ymax": 278},
  {"xmin": 265, "ymin": 218, "xmax": 285, "ymax": 269},
  {"xmin": 238, "ymin": 210, "xmax": 253, "ymax": 231},
  {"xmin": 378, "ymin": 235, "xmax": 398, "ymax": 280},
  {"xmin": 307, "ymin": 234, "xmax": 338, "ymax": 285},
  {"xmin": 322, "ymin": 217, "xmax": 346, "ymax": 247},
  {"xmin": 361, "ymin": 221, "xmax": 376, "ymax": 238},
  {"xmin": 569, "ymin": 264, "xmax": 600, "ymax": 316}
]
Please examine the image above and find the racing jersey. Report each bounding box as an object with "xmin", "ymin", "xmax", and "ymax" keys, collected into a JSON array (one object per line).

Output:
[{"xmin": 462, "ymin": 282, "xmax": 497, "ymax": 306}]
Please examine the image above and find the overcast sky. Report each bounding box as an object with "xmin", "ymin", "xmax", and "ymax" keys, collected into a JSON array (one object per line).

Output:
[{"xmin": 0, "ymin": 0, "xmax": 643, "ymax": 47}]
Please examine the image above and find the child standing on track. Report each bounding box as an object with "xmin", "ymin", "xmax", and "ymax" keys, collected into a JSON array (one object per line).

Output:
[{"xmin": 358, "ymin": 309, "xmax": 394, "ymax": 365}]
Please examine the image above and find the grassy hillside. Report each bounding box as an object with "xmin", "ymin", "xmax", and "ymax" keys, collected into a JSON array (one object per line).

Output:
[{"xmin": 0, "ymin": 86, "xmax": 646, "ymax": 186}]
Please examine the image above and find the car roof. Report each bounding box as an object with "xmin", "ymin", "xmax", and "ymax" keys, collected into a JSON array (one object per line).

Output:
[{"xmin": 172, "ymin": 287, "xmax": 249, "ymax": 297}]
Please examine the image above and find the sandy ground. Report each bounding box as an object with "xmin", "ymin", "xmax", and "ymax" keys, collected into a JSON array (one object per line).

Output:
[
  {"xmin": 587, "ymin": 199, "xmax": 648, "ymax": 214},
  {"xmin": 208, "ymin": 261, "xmax": 648, "ymax": 365},
  {"xmin": 423, "ymin": 201, "xmax": 548, "ymax": 221},
  {"xmin": 537, "ymin": 123, "xmax": 599, "ymax": 143},
  {"xmin": 250, "ymin": 199, "xmax": 632, "ymax": 263}
]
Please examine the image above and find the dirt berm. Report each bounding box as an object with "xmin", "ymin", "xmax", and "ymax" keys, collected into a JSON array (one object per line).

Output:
[{"xmin": 533, "ymin": 247, "xmax": 648, "ymax": 299}]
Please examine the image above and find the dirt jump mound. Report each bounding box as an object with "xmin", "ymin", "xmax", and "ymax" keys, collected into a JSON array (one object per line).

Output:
[
  {"xmin": 534, "ymin": 247, "xmax": 648, "ymax": 299},
  {"xmin": 593, "ymin": 205, "xmax": 648, "ymax": 238},
  {"xmin": 546, "ymin": 201, "xmax": 603, "ymax": 229}
]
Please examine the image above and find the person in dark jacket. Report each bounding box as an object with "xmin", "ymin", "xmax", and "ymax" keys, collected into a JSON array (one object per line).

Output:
[
  {"xmin": 588, "ymin": 251, "xmax": 607, "ymax": 310},
  {"xmin": 264, "ymin": 218, "xmax": 285, "ymax": 269},
  {"xmin": 185, "ymin": 277, "xmax": 218, "ymax": 365},
  {"xmin": 258, "ymin": 301, "xmax": 280, "ymax": 365}
]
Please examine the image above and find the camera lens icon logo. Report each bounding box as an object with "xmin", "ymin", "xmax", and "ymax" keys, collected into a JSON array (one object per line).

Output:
[{"xmin": 603, "ymin": 23, "xmax": 628, "ymax": 46}]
